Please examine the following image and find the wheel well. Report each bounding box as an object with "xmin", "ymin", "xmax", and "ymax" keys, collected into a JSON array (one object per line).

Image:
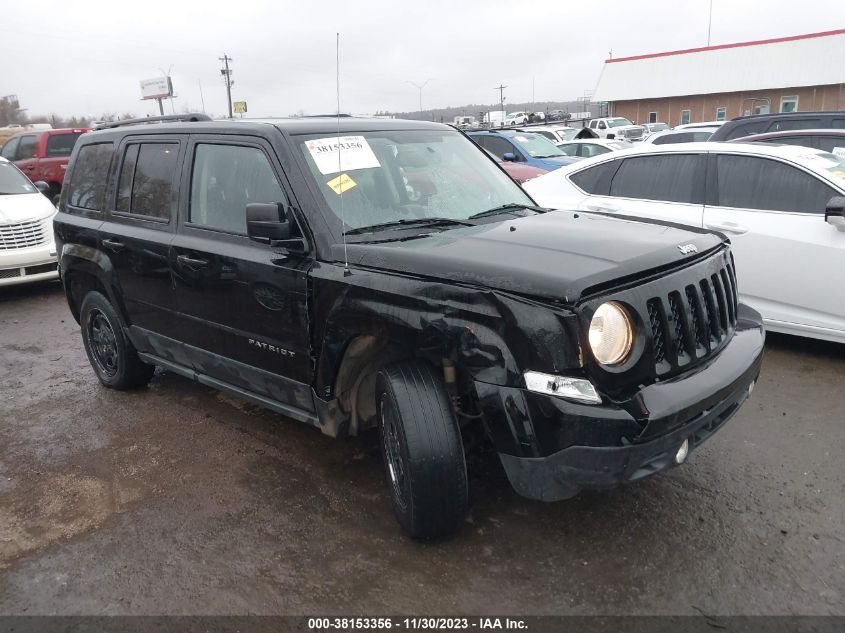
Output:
[
  {"xmin": 331, "ymin": 335, "xmax": 479, "ymax": 437},
  {"xmin": 65, "ymin": 270, "xmax": 108, "ymax": 323},
  {"xmin": 332, "ymin": 335, "xmax": 402, "ymax": 436}
]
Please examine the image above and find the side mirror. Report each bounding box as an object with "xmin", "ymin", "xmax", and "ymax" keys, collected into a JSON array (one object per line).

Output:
[
  {"xmin": 502, "ymin": 152, "xmax": 517, "ymax": 162},
  {"xmin": 33, "ymin": 180, "xmax": 51, "ymax": 196},
  {"xmin": 246, "ymin": 202, "xmax": 291, "ymax": 243},
  {"xmin": 825, "ymin": 196, "xmax": 845, "ymax": 232}
]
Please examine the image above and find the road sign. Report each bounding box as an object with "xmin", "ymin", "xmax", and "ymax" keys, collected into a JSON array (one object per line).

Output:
[{"xmin": 233, "ymin": 101, "xmax": 247, "ymax": 114}]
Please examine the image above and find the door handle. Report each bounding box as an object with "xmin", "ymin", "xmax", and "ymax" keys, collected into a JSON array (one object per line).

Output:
[
  {"xmin": 101, "ymin": 238, "xmax": 125, "ymax": 252},
  {"xmin": 177, "ymin": 254, "xmax": 209, "ymax": 269},
  {"xmin": 585, "ymin": 203, "xmax": 618, "ymax": 213},
  {"xmin": 705, "ymin": 221, "xmax": 748, "ymax": 235}
]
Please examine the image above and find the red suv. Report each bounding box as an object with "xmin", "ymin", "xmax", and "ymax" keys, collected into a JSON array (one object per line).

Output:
[{"xmin": 0, "ymin": 128, "xmax": 90, "ymax": 202}]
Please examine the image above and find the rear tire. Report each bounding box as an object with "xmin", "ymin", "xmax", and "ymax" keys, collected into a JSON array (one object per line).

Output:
[
  {"xmin": 376, "ymin": 360, "xmax": 468, "ymax": 539},
  {"xmin": 80, "ymin": 291, "xmax": 154, "ymax": 389}
]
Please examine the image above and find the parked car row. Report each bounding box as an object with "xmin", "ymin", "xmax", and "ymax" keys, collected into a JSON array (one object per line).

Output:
[
  {"xmin": 2, "ymin": 109, "xmax": 843, "ymax": 541},
  {"xmin": 525, "ymin": 141, "xmax": 845, "ymax": 343}
]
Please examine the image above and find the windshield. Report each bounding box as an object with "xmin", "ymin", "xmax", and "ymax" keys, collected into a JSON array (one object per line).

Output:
[
  {"xmin": 649, "ymin": 123, "xmax": 669, "ymax": 132},
  {"xmin": 800, "ymin": 151, "xmax": 845, "ymax": 186},
  {"xmin": 608, "ymin": 118, "xmax": 634, "ymax": 128},
  {"xmin": 0, "ymin": 162, "xmax": 37, "ymax": 195},
  {"xmin": 297, "ymin": 129, "xmax": 533, "ymax": 234},
  {"xmin": 507, "ymin": 133, "xmax": 565, "ymax": 157},
  {"xmin": 557, "ymin": 128, "xmax": 578, "ymax": 141}
]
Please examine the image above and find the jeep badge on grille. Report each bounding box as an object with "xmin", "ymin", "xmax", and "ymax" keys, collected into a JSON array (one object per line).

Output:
[{"xmin": 678, "ymin": 243, "xmax": 698, "ymax": 255}]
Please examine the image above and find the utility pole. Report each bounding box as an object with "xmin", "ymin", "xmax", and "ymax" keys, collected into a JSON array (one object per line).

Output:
[
  {"xmin": 494, "ymin": 84, "xmax": 507, "ymax": 113},
  {"xmin": 198, "ymin": 79, "xmax": 206, "ymax": 113},
  {"xmin": 219, "ymin": 54, "xmax": 234, "ymax": 119}
]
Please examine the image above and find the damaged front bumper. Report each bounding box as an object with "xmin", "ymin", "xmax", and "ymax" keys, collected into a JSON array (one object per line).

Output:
[{"xmin": 476, "ymin": 305, "xmax": 765, "ymax": 502}]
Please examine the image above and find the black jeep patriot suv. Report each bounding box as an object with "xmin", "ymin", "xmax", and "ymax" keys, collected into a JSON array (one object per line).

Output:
[{"xmin": 54, "ymin": 114, "xmax": 764, "ymax": 538}]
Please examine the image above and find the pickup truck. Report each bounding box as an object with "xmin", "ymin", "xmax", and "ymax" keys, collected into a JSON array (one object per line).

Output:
[
  {"xmin": 587, "ymin": 117, "xmax": 645, "ymax": 141},
  {"xmin": 1, "ymin": 128, "xmax": 89, "ymax": 203}
]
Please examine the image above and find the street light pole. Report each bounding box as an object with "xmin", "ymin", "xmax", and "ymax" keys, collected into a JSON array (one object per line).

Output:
[
  {"xmin": 406, "ymin": 79, "xmax": 433, "ymax": 120},
  {"xmin": 707, "ymin": 0, "xmax": 714, "ymax": 46}
]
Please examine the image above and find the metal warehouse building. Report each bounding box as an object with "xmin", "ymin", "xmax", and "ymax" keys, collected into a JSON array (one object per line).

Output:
[{"xmin": 592, "ymin": 28, "xmax": 845, "ymax": 127}]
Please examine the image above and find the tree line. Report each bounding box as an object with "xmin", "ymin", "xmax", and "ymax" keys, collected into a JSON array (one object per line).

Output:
[{"xmin": 1, "ymin": 95, "xmax": 137, "ymax": 128}]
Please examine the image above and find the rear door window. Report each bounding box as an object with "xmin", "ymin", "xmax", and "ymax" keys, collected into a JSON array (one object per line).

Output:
[
  {"xmin": 46, "ymin": 132, "xmax": 84, "ymax": 157},
  {"xmin": 65, "ymin": 142, "xmax": 114, "ymax": 211},
  {"xmin": 609, "ymin": 154, "xmax": 702, "ymax": 203},
  {"xmin": 115, "ymin": 142, "xmax": 180, "ymax": 221},
  {"xmin": 714, "ymin": 154, "xmax": 837, "ymax": 213}
]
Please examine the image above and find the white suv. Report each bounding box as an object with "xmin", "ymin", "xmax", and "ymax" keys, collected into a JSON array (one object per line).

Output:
[
  {"xmin": 0, "ymin": 157, "xmax": 59, "ymax": 286},
  {"xmin": 524, "ymin": 142, "xmax": 845, "ymax": 343},
  {"xmin": 506, "ymin": 111, "xmax": 529, "ymax": 126},
  {"xmin": 587, "ymin": 117, "xmax": 645, "ymax": 141}
]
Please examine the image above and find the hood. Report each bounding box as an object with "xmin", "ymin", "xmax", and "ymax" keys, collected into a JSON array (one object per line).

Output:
[
  {"xmin": 340, "ymin": 211, "xmax": 725, "ymax": 304},
  {"xmin": 0, "ymin": 193, "xmax": 56, "ymax": 225}
]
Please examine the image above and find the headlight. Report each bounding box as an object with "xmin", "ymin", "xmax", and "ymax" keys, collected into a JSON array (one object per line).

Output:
[{"xmin": 589, "ymin": 301, "xmax": 633, "ymax": 365}]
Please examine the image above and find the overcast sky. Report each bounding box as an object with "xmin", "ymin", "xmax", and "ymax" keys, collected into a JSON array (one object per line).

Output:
[{"xmin": 3, "ymin": 0, "xmax": 842, "ymax": 119}]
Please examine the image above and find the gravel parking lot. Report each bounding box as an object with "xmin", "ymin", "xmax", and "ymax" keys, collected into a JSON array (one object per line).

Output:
[{"xmin": 0, "ymin": 280, "xmax": 843, "ymax": 616}]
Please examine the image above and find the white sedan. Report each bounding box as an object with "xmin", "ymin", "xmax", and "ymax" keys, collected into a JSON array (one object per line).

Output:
[
  {"xmin": 643, "ymin": 127, "xmax": 720, "ymax": 145},
  {"xmin": 555, "ymin": 139, "xmax": 633, "ymax": 158},
  {"xmin": 0, "ymin": 157, "xmax": 59, "ymax": 287},
  {"xmin": 524, "ymin": 142, "xmax": 845, "ymax": 343}
]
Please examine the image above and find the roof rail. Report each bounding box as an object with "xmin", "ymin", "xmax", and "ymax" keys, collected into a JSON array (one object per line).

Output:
[{"xmin": 94, "ymin": 113, "xmax": 212, "ymax": 130}]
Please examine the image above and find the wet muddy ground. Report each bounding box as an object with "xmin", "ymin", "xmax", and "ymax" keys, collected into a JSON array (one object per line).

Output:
[{"xmin": 1, "ymin": 281, "xmax": 843, "ymax": 615}]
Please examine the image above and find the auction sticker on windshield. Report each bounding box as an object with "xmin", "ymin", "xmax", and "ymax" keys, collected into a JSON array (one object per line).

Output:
[
  {"xmin": 326, "ymin": 173, "xmax": 357, "ymax": 195},
  {"xmin": 306, "ymin": 136, "xmax": 381, "ymax": 175}
]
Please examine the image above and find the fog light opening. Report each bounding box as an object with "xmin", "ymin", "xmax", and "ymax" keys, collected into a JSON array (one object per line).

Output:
[
  {"xmin": 748, "ymin": 380, "xmax": 756, "ymax": 397},
  {"xmin": 675, "ymin": 439, "xmax": 690, "ymax": 465}
]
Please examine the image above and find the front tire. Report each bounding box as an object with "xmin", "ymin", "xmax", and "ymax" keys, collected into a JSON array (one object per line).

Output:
[
  {"xmin": 376, "ymin": 361, "xmax": 468, "ymax": 539},
  {"xmin": 80, "ymin": 291, "xmax": 154, "ymax": 389}
]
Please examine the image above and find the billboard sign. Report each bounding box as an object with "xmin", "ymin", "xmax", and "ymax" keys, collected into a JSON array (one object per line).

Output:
[
  {"xmin": 140, "ymin": 77, "xmax": 173, "ymax": 100},
  {"xmin": 233, "ymin": 101, "xmax": 247, "ymax": 114}
]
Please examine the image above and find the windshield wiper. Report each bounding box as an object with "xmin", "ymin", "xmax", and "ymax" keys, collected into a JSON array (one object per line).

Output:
[
  {"xmin": 345, "ymin": 217, "xmax": 474, "ymax": 236},
  {"xmin": 468, "ymin": 203, "xmax": 549, "ymax": 220}
]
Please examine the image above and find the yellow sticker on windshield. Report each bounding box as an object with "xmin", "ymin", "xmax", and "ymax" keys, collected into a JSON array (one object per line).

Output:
[{"xmin": 326, "ymin": 173, "xmax": 357, "ymax": 195}]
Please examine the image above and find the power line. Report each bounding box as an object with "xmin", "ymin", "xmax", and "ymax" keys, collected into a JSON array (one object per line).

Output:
[{"xmin": 219, "ymin": 54, "xmax": 234, "ymax": 119}]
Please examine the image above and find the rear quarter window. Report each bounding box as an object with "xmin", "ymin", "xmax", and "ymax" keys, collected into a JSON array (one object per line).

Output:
[
  {"xmin": 724, "ymin": 121, "xmax": 766, "ymax": 140},
  {"xmin": 569, "ymin": 159, "xmax": 621, "ymax": 195},
  {"xmin": 65, "ymin": 142, "xmax": 114, "ymax": 211}
]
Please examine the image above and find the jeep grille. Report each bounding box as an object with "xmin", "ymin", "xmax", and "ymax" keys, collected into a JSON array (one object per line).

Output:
[{"xmin": 646, "ymin": 260, "xmax": 738, "ymax": 376}]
